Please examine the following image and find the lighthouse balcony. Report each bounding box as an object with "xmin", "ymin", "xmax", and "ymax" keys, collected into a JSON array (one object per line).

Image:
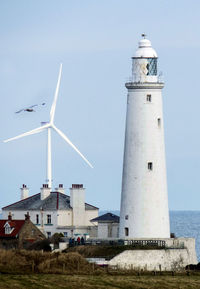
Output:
[{"xmin": 125, "ymin": 81, "xmax": 164, "ymax": 89}]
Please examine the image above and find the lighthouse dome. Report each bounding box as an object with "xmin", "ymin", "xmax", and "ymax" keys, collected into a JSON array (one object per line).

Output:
[{"xmin": 134, "ymin": 37, "xmax": 157, "ymax": 58}]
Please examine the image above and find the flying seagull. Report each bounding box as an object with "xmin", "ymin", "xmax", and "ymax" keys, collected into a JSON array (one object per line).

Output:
[
  {"xmin": 4, "ymin": 64, "xmax": 93, "ymax": 188},
  {"xmin": 15, "ymin": 103, "xmax": 46, "ymax": 113}
]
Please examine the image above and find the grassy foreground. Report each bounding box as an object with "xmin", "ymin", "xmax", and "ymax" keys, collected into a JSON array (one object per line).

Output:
[{"xmin": 1, "ymin": 274, "xmax": 200, "ymax": 289}]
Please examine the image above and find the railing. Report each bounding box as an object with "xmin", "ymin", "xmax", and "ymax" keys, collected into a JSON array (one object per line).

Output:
[{"xmin": 124, "ymin": 239, "xmax": 166, "ymax": 248}]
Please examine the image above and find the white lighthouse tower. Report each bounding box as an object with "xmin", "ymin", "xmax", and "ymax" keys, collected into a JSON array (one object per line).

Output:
[{"xmin": 119, "ymin": 35, "xmax": 170, "ymax": 239}]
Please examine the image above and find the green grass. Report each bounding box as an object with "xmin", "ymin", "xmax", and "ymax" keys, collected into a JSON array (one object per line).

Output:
[{"xmin": 1, "ymin": 273, "xmax": 200, "ymax": 289}]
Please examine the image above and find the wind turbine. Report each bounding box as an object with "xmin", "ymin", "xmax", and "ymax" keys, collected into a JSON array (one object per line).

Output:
[{"xmin": 4, "ymin": 64, "xmax": 93, "ymax": 188}]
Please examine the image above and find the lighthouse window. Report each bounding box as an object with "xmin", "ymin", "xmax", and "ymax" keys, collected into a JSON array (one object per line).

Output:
[
  {"xmin": 125, "ymin": 215, "xmax": 129, "ymax": 220},
  {"xmin": 147, "ymin": 94, "xmax": 151, "ymax": 102},
  {"xmin": 146, "ymin": 58, "xmax": 157, "ymax": 76},
  {"xmin": 125, "ymin": 227, "xmax": 129, "ymax": 236},
  {"xmin": 158, "ymin": 118, "xmax": 161, "ymax": 127},
  {"xmin": 148, "ymin": 162, "xmax": 153, "ymax": 170}
]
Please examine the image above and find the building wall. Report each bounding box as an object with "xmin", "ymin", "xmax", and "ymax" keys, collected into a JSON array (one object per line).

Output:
[
  {"xmin": 2, "ymin": 207, "xmax": 98, "ymax": 238},
  {"xmin": 57, "ymin": 209, "xmax": 72, "ymax": 226},
  {"xmin": 120, "ymin": 84, "xmax": 170, "ymax": 238},
  {"xmin": 109, "ymin": 238, "xmax": 197, "ymax": 271},
  {"xmin": 18, "ymin": 220, "xmax": 45, "ymax": 248},
  {"xmin": 98, "ymin": 223, "xmax": 119, "ymax": 238},
  {"xmin": 98, "ymin": 223, "xmax": 108, "ymax": 238},
  {"xmin": 70, "ymin": 187, "xmax": 85, "ymax": 227},
  {"xmin": 111, "ymin": 223, "xmax": 119, "ymax": 238},
  {"xmin": 85, "ymin": 210, "xmax": 98, "ymax": 226},
  {"xmin": 0, "ymin": 220, "xmax": 45, "ymax": 250}
]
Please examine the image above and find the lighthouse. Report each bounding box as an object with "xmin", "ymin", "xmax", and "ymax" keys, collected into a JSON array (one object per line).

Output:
[{"xmin": 119, "ymin": 35, "xmax": 170, "ymax": 239}]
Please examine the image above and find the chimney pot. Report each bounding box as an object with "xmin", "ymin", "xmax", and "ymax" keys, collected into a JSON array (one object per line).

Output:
[{"xmin": 72, "ymin": 184, "xmax": 83, "ymax": 189}]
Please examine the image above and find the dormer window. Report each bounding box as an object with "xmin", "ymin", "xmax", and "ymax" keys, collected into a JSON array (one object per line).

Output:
[{"xmin": 4, "ymin": 223, "xmax": 12, "ymax": 234}]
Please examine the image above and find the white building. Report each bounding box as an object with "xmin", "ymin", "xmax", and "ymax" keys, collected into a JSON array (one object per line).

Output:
[
  {"xmin": 91, "ymin": 213, "xmax": 119, "ymax": 238},
  {"xmin": 2, "ymin": 184, "xmax": 98, "ymax": 239},
  {"xmin": 119, "ymin": 35, "xmax": 170, "ymax": 238}
]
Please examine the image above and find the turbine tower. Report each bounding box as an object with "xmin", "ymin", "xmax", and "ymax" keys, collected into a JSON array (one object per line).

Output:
[
  {"xmin": 119, "ymin": 35, "xmax": 170, "ymax": 238},
  {"xmin": 4, "ymin": 64, "xmax": 93, "ymax": 188}
]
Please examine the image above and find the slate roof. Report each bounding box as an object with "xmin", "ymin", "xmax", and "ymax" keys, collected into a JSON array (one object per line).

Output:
[
  {"xmin": 2, "ymin": 192, "xmax": 98, "ymax": 211},
  {"xmin": 91, "ymin": 212, "xmax": 119, "ymax": 223},
  {"xmin": 0, "ymin": 220, "xmax": 25, "ymax": 237}
]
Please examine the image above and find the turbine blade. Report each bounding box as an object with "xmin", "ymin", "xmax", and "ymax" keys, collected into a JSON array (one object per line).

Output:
[
  {"xmin": 50, "ymin": 64, "xmax": 62, "ymax": 123},
  {"xmin": 52, "ymin": 125, "xmax": 93, "ymax": 168},
  {"xmin": 4, "ymin": 124, "xmax": 49, "ymax": 143}
]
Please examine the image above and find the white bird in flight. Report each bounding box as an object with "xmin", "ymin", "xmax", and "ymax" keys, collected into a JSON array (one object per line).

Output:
[{"xmin": 15, "ymin": 103, "xmax": 46, "ymax": 113}]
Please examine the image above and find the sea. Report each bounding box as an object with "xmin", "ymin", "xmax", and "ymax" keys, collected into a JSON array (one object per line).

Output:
[
  {"xmin": 0, "ymin": 210, "xmax": 200, "ymax": 261},
  {"xmin": 100, "ymin": 210, "xmax": 200, "ymax": 262}
]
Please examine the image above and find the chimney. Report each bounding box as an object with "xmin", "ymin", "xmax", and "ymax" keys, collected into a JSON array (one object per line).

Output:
[
  {"xmin": 55, "ymin": 184, "xmax": 65, "ymax": 194},
  {"xmin": 8, "ymin": 212, "xmax": 12, "ymax": 221},
  {"xmin": 25, "ymin": 212, "xmax": 30, "ymax": 221},
  {"xmin": 20, "ymin": 184, "xmax": 29, "ymax": 200},
  {"xmin": 70, "ymin": 184, "xmax": 85, "ymax": 226},
  {"xmin": 40, "ymin": 184, "xmax": 51, "ymax": 200}
]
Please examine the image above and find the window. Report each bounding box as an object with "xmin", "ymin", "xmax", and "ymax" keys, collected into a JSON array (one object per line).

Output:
[
  {"xmin": 36, "ymin": 214, "xmax": 39, "ymax": 224},
  {"xmin": 47, "ymin": 214, "xmax": 51, "ymax": 224},
  {"xmin": 5, "ymin": 224, "xmax": 11, "ymax": 234},
  {"xmin": 146, "ymin": 58, "xmax": 157, "ymax": 75},
  {"xmin": 158, "ymin": 118, "xmax": 161, "ymax": 127},
  {"xmin": 125, "ymin": 215, "xmax": 129, "ymax": 220},
  {"xmin": 148, "ymin": 162, "xmax": 153, "ymax": 170},
  {"xmin": 47, "ymin": 232, "xmax": 51, "ymax": 238},
  {"xmin": 146, "ymin": 94, "xmax": 151, "ymax": 102},
  {"xmin": 63, "ymin": 232, "xmax": 68, "ymax": 237},
  {"xmin": 125, "ymin": 227, "xmax": 129, "ymax": 237}
]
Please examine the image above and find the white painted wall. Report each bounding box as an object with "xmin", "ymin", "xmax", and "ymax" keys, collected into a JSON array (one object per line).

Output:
[
  {"xmin": 85, "ymin": 210, "xmax": 98, "ymax": 226},
  {"xmin": 2, "ymin": 207, "xmax": 98, "ymax": 238},
  {"xmin": 97, "ymin": 223, "xmax": 119, "ymax": 238},
  {"xmin": 98, "ymin": 223, "xmax": 108, "ymax": 238},
  {"xmin": 120, "ymin": 84, "xmax": 170, "ymax": 238},
  {"xmin": 20, "ymin": 185, "xmax": 29, "ymax": 200},
  {"xmin": 70, "ymin": 186, "xmax": 85, "ymax": 227},
  {"xmin": 57, "ymin": 209, "xmax": 72, "ymax": 226},
  {"xmin": 109, "ymin": 238, "xmax": 197, "ymax": 271},
  {"xmin": 40, "ymin": 186, "xmax": 51, "ymax": 200}
]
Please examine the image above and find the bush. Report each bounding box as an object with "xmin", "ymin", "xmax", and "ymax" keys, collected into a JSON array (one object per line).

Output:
[
  {"xmin": 28, "ymin": 239, "xmax": 51, "ymax": 251},
  {"xmin": 0, "ymin": 249, "xmax": 102, "ymax": 274},
  {"xmin": 38, "ymin": 252, "xmax": 97, "ymax": 274},
  {"xmin": 50, "ymin": 233, "xmax": 64, "ymax": 245}
]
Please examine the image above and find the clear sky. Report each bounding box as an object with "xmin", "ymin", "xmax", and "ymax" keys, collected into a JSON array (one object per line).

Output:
[{"xmin": 0, "ymin": 0, "xmax": 200, "ymax": 211}]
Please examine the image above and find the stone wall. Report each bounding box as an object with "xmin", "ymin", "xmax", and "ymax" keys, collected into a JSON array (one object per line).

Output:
[
  {"xmin": 109, "ymin": 238, "xmax": 197, "ymax": 271},
  {"xmin": 18, "ymin": 220, "xmax": 45, "ymax": 248}
]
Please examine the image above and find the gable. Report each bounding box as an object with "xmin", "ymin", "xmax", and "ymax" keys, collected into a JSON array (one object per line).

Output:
[{"xmin": 0, "ymin": 220, "xmax": 25, "ymax": 238}]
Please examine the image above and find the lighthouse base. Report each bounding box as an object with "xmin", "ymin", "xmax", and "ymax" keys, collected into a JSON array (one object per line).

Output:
[{"xmin": 108, "ymin": 238, "xmax": 197, "ymax": 271}]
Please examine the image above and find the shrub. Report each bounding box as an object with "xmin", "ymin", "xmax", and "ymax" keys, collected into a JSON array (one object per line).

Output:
[
  {"xmin": 38, "ymin": 252, "xmax": 98, "ymax": 274},
  {"xmin": 27, "ymin": 239, "xmax": 51, "ymax": 251}
]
